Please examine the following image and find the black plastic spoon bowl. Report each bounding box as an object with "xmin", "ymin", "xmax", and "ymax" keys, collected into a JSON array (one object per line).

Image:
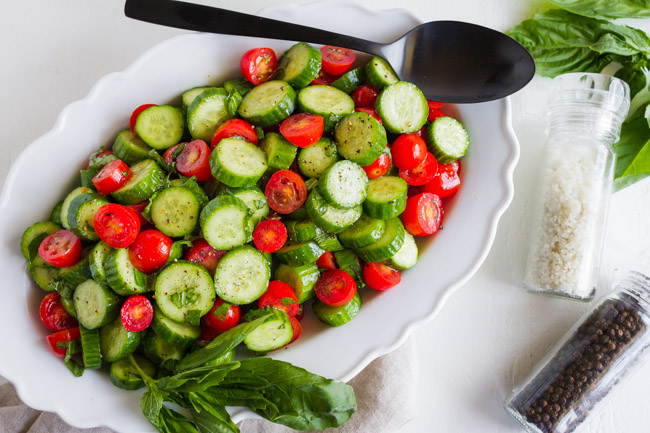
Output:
[{"xmin": 124, "ymin": 0, "xmax": 535, "ymax": 103}]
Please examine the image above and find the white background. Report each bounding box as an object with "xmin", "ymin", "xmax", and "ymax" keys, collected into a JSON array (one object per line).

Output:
[{"xmin": 1, "ymin": 0, "xmax": 649, "ymax": 432}]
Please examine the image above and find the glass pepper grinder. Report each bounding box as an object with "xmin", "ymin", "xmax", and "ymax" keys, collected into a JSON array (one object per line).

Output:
[{"xmin": 523, "ymin": 73, "xmax": 630, "ymax": 301}]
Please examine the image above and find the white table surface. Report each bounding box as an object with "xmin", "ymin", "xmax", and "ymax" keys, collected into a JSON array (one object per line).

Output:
[{"xmin": 2, "ymin": 1, "xmax": 650, "ymax": 432}]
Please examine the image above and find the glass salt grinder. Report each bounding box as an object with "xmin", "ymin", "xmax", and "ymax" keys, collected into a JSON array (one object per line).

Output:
[
  {"xmin": 523, "ymin": 73, "xmax": 630, "ymax": 301},
  {"xmin": 505, "ymin": 270, "xmax": 650, "ymax": 433}
]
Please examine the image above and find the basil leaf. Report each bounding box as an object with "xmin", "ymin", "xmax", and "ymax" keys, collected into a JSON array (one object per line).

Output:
[
  {"xmin": 550, "ymin": 0, "xmax": 650, "ymax": 20},
  {"xmin": 212, "ymin": 301, "xmax": 232, "ymax": 320},
  {"xmin": 58, "ymin": 339, "xmax": 84, "ymax": 377},
  {"xmin": 159, "ymin": 362, "xmax": 240, "ymax": 392},
  {"xmin": 187, "ymin": 392, "xmax": 240, "ymax": 433},
  {"xmin": 614, "ymin": 107, "xmax": 650, "ymax": 191},
  {"xmin": 141, "ymin": 389, "xmax": 165, "ymax": 429},
  {"xmin": 148, "ymin": 149, "xmax": 178, "ymax": 175},
  {"xmin": 158, "ymin": 406, "xmax": 200, "ymax": 433},
  {"xmin": 280, "ymin": 297, "xmax": 297, "ymax": 306}
]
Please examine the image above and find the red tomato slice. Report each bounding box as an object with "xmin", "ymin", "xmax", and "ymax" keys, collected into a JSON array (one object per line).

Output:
[
  {"xmin": 391, "ymin": 134, "xmax": 427, "ymax": 170},
  {"xmin": 295, "ymin": 305, "xmax": 305, "ymax": 321},
  {"xmin": 240, "ymin": 47, "xmax": 277, "ymax": 85},
  {"xmin": 40, "ymin": 292, "xmax": 78, "ymax": 332},
  {"xmin": 85, "ymin": 150, "xmax": 114, "ymax": 170},
  {"xmin": 354, "ymin": 107, "xmax": 383, "ymax": 123},
  {"xmin": 363, "ymin": 262, "xmax": 401, "ymax": 291},
  {"xmin": 427, "ymin": 100, "xmax": 445, "ymax": 110},
  {"xmin": 265, "ymin": 170, "xmax": 308, "ymax": 214},
  {"xmin": 286, "ymin": 316, "xmax": 302, "ymax": 345},
  {"xmin": 92, "ymin": 159, "xmax": 132, "ymax": 195},
  {"xmin": 184, "ymin": 238, "xmax": 227, "ymax": 275},
  {"xmin": 125, "ymin": 200, "xmax": 152, "ymax": 229},
  {"xmin": 46, "ymin": 327, "xmax": 80, "ymax": 358},
  {"xmin": 316, "ymin": 251, "xmax": 338, "ymax": 270},
  {"xmin": 176, "ymin": 139, "xmax": 212, "ymax": 182},
  {"xmin": 351, "ymin": 84, "xmax": 379, "ymax": 108},
  {"xmin": 402, "ymin": 192, "xmax": 443, "ymax": 236},
  {"xmin": 423, "ymin": 163, "xmax": 461, "ymax": 198},
  {"xmin": 258, "ymin": 280, "xmax": 299, "ymax": 317},
  {"xmin": 211, "ymin": 119, "xmax": 258, "ymax": 148},
  {"xmin": 130, "ymin": 104, "xmax": 157, "ymax": 135},
  {"xmin": 279, "ymin": 113, "xmax": 324, "ymax": 148},
  {"xmin": 315, "ymin": 269, "xmax": 357, "ymax": 307},
  {"xmin": 428, "ymin": 107, "xmax": 445, "ymax": 122},
  {"xmin": 198, "ymin": 322, "xmax": 221, "ymax": 343},
  {"xmin": 399, "ymin": 152, "xmax": 439, "ymax": 186},
  {"xmin": 162, "ymin": 143, "xmax": 184, "ymax": 165},
  {"xmin": 38, "ymin": 230, "xmax": 82, "ymax": 268},
  {"xmin": 253, "ymin": 220, "xmax": 287, "ymax": 253},
  {"xmin": 120, "ymin": 295, "xmax": 153, "ymax": 332},
  {"xmin": 311, "ymin": 69, "xmax": 339, "ymax": 86},
  {"xmin": 320, "ymin": 45, "xmax": 356, "ymax": 76},
  {"xmin": 362, "ymin": 152, "xmax": 391, "ymax": 179},
  {"xmin": 203, "ymin": 298, "xmax": 241, "ymax": 333},
  {"xmin": 127, "ymin": 229, "xmax": 172, "ymax": 274},
  {"xmin": 93, "ymin": 203, "xmax": 141, "ymax": 249}
]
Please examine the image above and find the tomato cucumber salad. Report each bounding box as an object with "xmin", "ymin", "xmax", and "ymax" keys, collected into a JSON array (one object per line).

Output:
[{"xmin": 20, "ymin": 42, "xmax": 468, "ymax": 431}]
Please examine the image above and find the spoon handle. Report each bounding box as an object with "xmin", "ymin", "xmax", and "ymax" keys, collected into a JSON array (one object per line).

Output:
[{"xmin": 125, "ymin": 0, "xmax": 383, "ymax": 55}]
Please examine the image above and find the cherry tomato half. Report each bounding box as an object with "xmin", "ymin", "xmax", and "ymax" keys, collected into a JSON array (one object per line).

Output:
[
  {"xmin": 363, "ymin": 262, "xmax": 401, "ymax": 291},
  {"xmin": 279, "ymin": 113, "xmax": 324, "ymax": 148},
  {"xmin": 211, "ymin": 118, "xmax": 258, "ymax": 148},
  {"xmin": 92, "ymin": 159, "xmax": 132, "ymax": 195},
  {"xmin": 130, "ymin": 104, "xmax": 157, "ymax": 135},
  {"xmin": 316, "ymin": 251, "xmax": 338, "ymax": 270},
  {"xmin": 203, "ymin": 298, "xmax": 241, "ymax": 333},
  {"xmin": 399, "ymin": 152, "xmax": 439, "ymax": 186},
  {"xmin": 127, "ymin": 229, "xmax": 172, "ymax": 274},
  {"xmin": 402, "ymin": 192, "xmax": 443, "ymax": 236},
  {"xmin": 162, "ymin": 143, "xmax": 184, "ymax": 165},
  {"xmin": 253, "ymin": 219, "xmax": 287, "ymax": 253},
  {"xmin": 93, "ymin": 203, "xmax": 141, "ymax": 249},
  {"xmin": 311, "ymin": 69, "xmax": 338, "ymax": 86},
  {"xmin": 423, "ymin": 163, "xmax": 461, "ymax": 198},
  {"xmin": 258, "ymin": 280, "xmax": 299, "ymax": 317},
  {"xmin": 315, "ymin": 269, "xmax": 357, "ymax": 307},
  {"xmin": 38, "ymin": 230, "xmax": 82, "ymax": 268},
  {"xmin": 46, "ymin": 327, "xmax": 80, "ymax": 358},
  {"xmin": 240, "ymin": 47, "xmax": 277, "ymax": 85},
  {"xmin": 120, "ymin": 295, "xmax": 153, "ymax": 332},
  {"xmin": 351, "ymin": 84, "xmax": 379, "ymax": 108},
  {"xmin": 362, "ymin": 152, "xmax": 391, "ymax": 179},
  {"xmin": 265, "ymin": 169, "xmax": 308, "ymax": 214},
  {"xmin": 184, "ymin": 238, "xmax": 227, "ymax": 275},
  {"xmin": 320, "ymin": 45, "xmax": 356, "ymax": 76},
  {"xmin": 176, "ymin": 139, "xmax": 212, "ymax": 182},
  {"xmin": 286, "ymin": 316, "xmax": 302, "ymax": 345},
  {"xmin": 391, "ymin": 134, "xmax": 427, "ymax": 170},
  {"xmin": 427, "ymin": 101, "xmax": 445, "ymax": 121},
  {"xmin": 40, "ymin": 292, "xmax": 78, "ymax": 332},
  {"xmin": 354, "ymin": 107, "xmax": 383, "ymax": 123}
]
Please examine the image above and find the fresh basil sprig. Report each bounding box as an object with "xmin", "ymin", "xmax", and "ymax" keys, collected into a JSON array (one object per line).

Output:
[{"xmin": 549, "ymin": 0, "xmax": 650, "ymax": 20}]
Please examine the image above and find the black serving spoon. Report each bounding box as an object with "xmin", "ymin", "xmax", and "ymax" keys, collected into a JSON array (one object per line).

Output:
[{"xmin": 124, "ymin": 0, "xmax": 535, "ymax": 103}]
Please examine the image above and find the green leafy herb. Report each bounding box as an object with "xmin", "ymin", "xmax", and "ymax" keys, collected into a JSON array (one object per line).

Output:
[
  {"xmin": 148, "ymin": 149, "xmax": 179, "ymax": 175},
  {"xmin": 280, "ymin": 297, "xmax": 297, "ymax": 306},
  {"xmin": 185, "ymin": 309, "xmax": 202, "ymax": 327},
  {"xmin": 226, "ymin": 89, "xmax": 243, "ymax": 118},
  {"xmin": 549, "ymin": 0, "xmax": 650, "ymax": 20},
  {"xmin": 212, "ymin": 301, "xmax": 232, "ymax": 320},
  {"xmin": 614, "ymin": 106, "xmax": 650, "ymax": 190},
  {"xmin": 58, "ymin": 339, "xmax": 84, "ymax": 377},
  {"xmin": 87, "ymin": 147, "xmax": 118, "ymax": 170}
]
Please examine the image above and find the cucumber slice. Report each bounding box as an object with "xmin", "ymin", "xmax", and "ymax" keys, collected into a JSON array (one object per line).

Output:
[
  {"xmin": 104, "ymin": 248, "xmax": 148, "ymax": 296},
  {"xmin": 187, "ymin": 88, "xmax": 232, "ymax": 142},
  {"xmin": 110, "ymin": 354, "xmax": 157, "ymax": 390},
  {"xmin": 151, "ymin": 305, "xmax": 200, "ymax": 348},
  {"xmin": 313, "ymin": 292, "xmax": 361, "ymax": 327},
  {"xmin": 113, "ymin": 129, "xmax": 153, "ymax": 165},
  {"xmin": 200, "ymin": 195, "xmax": 251, "ymax": 250},
  {"xmin": 273, "ymin": 42, "xmax": 322, "ymax": 89},
  {"xmin": 21, "ymin": 221, "xmax": 61, "ymax": 262},
  {"xmin": 426, "ymin": 116, "xmax": 469, "ymax": 163},
  {"xmin": 388, "ymin": 233, "xmax": 418, "ymax": 270},
  {"xmin": 375, "ymin": 81, "xmax": 428, "ymax": 134},
  {"xmin": 58, "ymin": 252, "xmax": 92, "ymax": 287},
  {"xmin": 355, "ymin": 218, "xmax": 406, "ymax": 262},
  {"xmin": 142, "ymin": 330, "xmax": 187, "ymax": 365},
  {"xmin": 214, "ymin": 245, "xmax": 270, "ymax": 305},
  {"xmin": 154, "ymin": 261, "xmax": 214, "ymax": 324},
  {"xmin": 66, "ymin": 192, "xmax": 109, "ymax": 241},
  {"xmin": 298, "ymin": 137, "xmax": 338, "ymax": 179},
  {"xmin": 79, "ymin": 325, "xmax": 102, "ymax": 369},
  {"xmin": 274, "ymin": 263, "xmax": 320, "ymax": 304},
  {"xmin": 60, "ymin": 187, "xmax": 94, "ymax": 230},
  {"xmin": 285, "ymin": 219, "xmax": 323, "ymax": 243},
  {"xmin": 80, "ymin": 168, "xmax": 99, "ymax": 189},
  {"xmin": 276, "ymin": 241, "xmax": 324, "ymax": 267},
  {"xmin": 298, "ymin": 85, "xmax": 354, "ymax": 131},
  {"xmin": 331, "ymin": 67, "xmax": 367, "ymax": 93},
  {"xmin": 285, "ymin": 205, "xmax": 309, "ymax": 221},
  {"xmin": 314, "ymin": 233, "xmax": 344, "ymax": 252},
  {"xmin": 365, "ymin": 56, "xmax": 399, "ymax": 90},
  {"xmin": 238, "ymin": 80, "xmax": 296, "ymax": 127},
  {"xmin": 243, "ymin": 308, "xmax": 293, "ymax": 352},
  {"xmin": 260, "ymin": 132, "xmax": 297, "ymax": 171},
  {"xmin": 364, "ymin": 176, "xmax": 408, "ymax": 220},
  {"xmin": 169, "ymin": 176, "xmax": 209, "ymax": 209},
  {"xmin": 150, "ymin": 186, "xmax": 201, "ymax": 237},
  {"xmin": 181, "ymin": 86, "xmax": 212, "ymax": 113},
  {"xmin": 50, "ymin": 201, "xmax": 64, "ymax": 226},
  {"xmin": 111, "ymin": 159, "xmax": 166, "ymax": 205},
  {"xmin": 318, "ymin": 160, "xmax": 368, "ymax": 209},
  {"xmin": 28, "ymin": 264, "xmax": 59, "ymax": 292},
  {"xmin": 338, "ymin": 214, "xmax": 386, "ymax": 249},
  {"xmin": 99, "ymin": 316, "xmax": 142, "ymax": 362},
  {"xmin": 89, "ymin": 241, "xmax": 112, "ymax": 282},
  {"xmin": 305, "ymin": 189, "xmax": 362, "ymax": 234},
  {"xmin": 333, "ymin": 249, "xmax": 364, "ymax": 287},
  {"xmin": 209, "ymin": 137, "xmax": 267, "ymax": 187},
  {"xmin": 135, "ymin": 105, "xmax": 184, "ymax": 150},
  {"xmin": 334, "ymin": 111, "xmax": 387, "ymax": 166},
  {"xmin": 223, "ymin": 78, "xmax": 254, "ymax": 97},
  {"xmin": 219, "ymin": 186, "xmax": 269, "ymax": 235},
  {"xmin": 74, "ymin": 279, "xmax": 122, "ymax": 330}
]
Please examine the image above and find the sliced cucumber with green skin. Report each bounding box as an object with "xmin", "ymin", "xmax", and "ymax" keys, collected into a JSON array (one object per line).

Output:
[
  {"xmin": 285, "ymin": 219, "xmax": 323, "ymax": 243},
  {"xmin": 214, "ymin": 245, "xmax": 270, "ymax": 305},
  {"xmin": 276, "ymin": 241, "xmax": 324, "ymax": 267},
  {"xmin": 28, "ymin": 264, "xmax": 59, "ymax": 292},
  {"xmin": 298, "ymin": 85, "xmax": 355, "ymax": 131},
  {"xmin": 273, "ymin": 42, "xmax": 322, "ymax": 89},
  {"xmin": 333, "ymin": 249, "xmax": 364, "ymax": 287},
  {"xmin": 66, "ymin": 192, "xmax": 109, "ymax": 241},
  {"xmin": 274, "ymin": 263, "xmax": 320, "ymax": 304},
  {"xmin": 150, "ymin": 186, "xmax": 201, "ymax": 237},
  {"xmin": 111, "ymin": 159, "xmax": 166, "ymax": 205},
  {"xmin": 99, "ymin": 316, "xmax": 142, "ymax": 362},
  {"xmin": 79, "ymin": 325, "xmax": 102, "ymax": 369},
  {"xmin": 104, "ymin": 248, "xmax": 148, "ymax": 296},
  {"xmin": 113, "ymin": 129, "xmax": 153, "ymax": 165},
  {"xmin": 58, "ymin": 252, "xmax": 92, "ymax": 287},
  {"xmin": 313, "ymin": 292, "xmax": 361, "ymax": 327},
  {"xmin": 209, "ymin": 137, "xmax": 267, "ymax": 187},
  {"xmin": 200, "ymin": 195, "xmax": 251, "ymax": 250},
  {"xmin": 305, "ymin": 189, "xmax": 362, "ymax": 234},
  {"xmin": 226, "ymin": 89, "xmax": 243, "ymax": 117},
  {"xmin": 187, "ymin": 88, "xmax": 232, "ymax": 142},
  {"xmin": 339, "ymin": 214, "xmax": 386, "ymax": 249},
  {"xmin": 243, "ymin": 308, "xmax": 293, "ymax": 352},
  {"xmin": 182, "ymin": 86, "xmax": 213, "ymax": 113},
  {"xmin": 155, "ymin": 261, "xmax": 214, "ymax": 325},
  {"xmin": 426, "ymin": 116, "xmax": 469, "ymax": 163},
  {"xmin": 89, "ymin": 241, "xmax": 112, "ymax": 281},
  {"xmin": 260, "ymin": 132, "xmax": 297, "ymax": 171},
  {"xmin": 169, "ymin": 176, "xmax": 209, "ymax": 209},
  {"xmin": 50, "ymin": 201, "xmax": 64, "ymax": 226},
  {"xmin": 223, "ymin": 78, "xmax": 254, "ymax": 97},
  {"xmin": 285, "ymin": 206, "xmax": 309, "ymax": 221},
  {"xmin": 364, "ymin": 176, "xmax": 408, "ymax": 220},
  {"xmin": 151, "ymin": 305, "xmax": 200, "ymax": 348},
  {"xmin": 365, "ymin": 56, "xmax": 399, "ymax": 90},
  {"xmin": 74, "ymin": 279, "xmax": 121, "ymax": 330},
  {"xmin": 21, "ymin": 221, "xmax": 61, "ymax": 262},
  {"xmin": 355, "ymin": 218, "xmax": 406, "ymax": 262},
  {"xmin": 318, "ymin": 160, "xmax": 368, "ymax": 209},
  {"xmin": 297, "ymin": 137, "xmax": 338, "ymax": 179},
  {"xmin": 143, "ymin": 330, "xmax": 187, "ymax": 365},
  {"xmin": 135, "ymin": 105, "xmax": 184, "ymax": 150},
  {"xmin": 388, "ymin": 233, "xmax": 418, "ymax": 270},
  {"xmin": 331, "ymin": 67, "xmax": 367, "ymax": 94},
  {"xmin": 375, "ymin": 81, "xmax": 428, "ymax": 134},
  {"xmin": 110, "ymin": 354, "xmax": 157, "ymax": 390},
  {"xmin": 314, "ymin": 233, "xmax": 344, "ymax": 252},
  {"xmin": 60, "ymin": 187, "xmax": 94, "ymax": 230},
  {"xmin": 335, "ymin": 111, "xmax": 387, "ymax": 166},
  {"xmin": 60, "ymin": 297, "xmax": 77, "ymax": 318},
  {"xmin": 218, "ymin": 186, "xmax": 269, "ymax": 232},
  {"xmin": 238, "ymin": 80, "xmax": 296, "ymax": 127}
]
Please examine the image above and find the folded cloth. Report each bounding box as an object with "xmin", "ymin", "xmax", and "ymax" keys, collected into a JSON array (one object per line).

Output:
[{"xmin": 0, "ymin": 336, "xmax": 418, "ymax": 433}]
